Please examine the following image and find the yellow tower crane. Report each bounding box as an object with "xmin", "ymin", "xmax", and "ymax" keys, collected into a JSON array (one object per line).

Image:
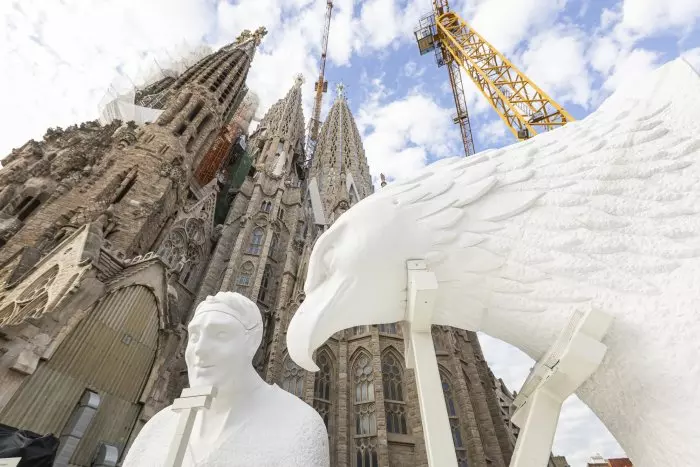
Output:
[
  {"xmin": 415, "ymin": 0, "xmax": 575, "ymax": 157},
  {"xmin": 306, "ymin": 0, "xmax": 334, "ymax": 165}
]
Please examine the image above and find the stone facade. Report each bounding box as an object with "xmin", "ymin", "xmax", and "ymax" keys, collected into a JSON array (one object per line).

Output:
[
  {"xmin": 195, "ymin": 81, "xmax": 520, "ymax": 467},
  {"xmin": 0, "ymin": 29, "xmax": 529, "ymax": 466},
  {"xmin": 0, "ymin": 30, "xmax": 264, "ymax": 466}
]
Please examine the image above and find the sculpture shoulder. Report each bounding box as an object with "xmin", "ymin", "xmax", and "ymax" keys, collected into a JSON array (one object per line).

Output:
[
  {"xmin": 267, "ymin": 385, "xmax": 329, "ymax": 466},
  {"xmin": 122, "ymin": 405, "xmax": 177, "ymax": 466},
  {"xmin": 270, "ymin": 384, "xmax": 325, "ymax": 426}
]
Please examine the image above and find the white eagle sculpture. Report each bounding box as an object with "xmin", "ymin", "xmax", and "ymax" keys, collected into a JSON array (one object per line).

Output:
[{"xmin": 287, "ymin": 58, "xmax": 700, "ymax": 467}]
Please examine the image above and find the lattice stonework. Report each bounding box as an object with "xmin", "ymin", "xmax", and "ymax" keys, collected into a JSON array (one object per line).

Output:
[
  {"xmin": 281, "ymin": 354, "xmax": 305, "ymax": 397},
  {"xmin": 0, "ymin": 226, "xmax": 90, "ymax": 328},
  {"xmin": 382, "ymin": 352, "xmax": 408, "ymax": 435},
  {"xmin": 441, "ymin": 370, "xmax": 469, "ymax": 466},
  {"xmin": 353, "ymin": 353, "xmax": 378, "ymax": 467},
  {"xmin": 313, "ymin": 349, "xmax": 333, "ymax": 428}
]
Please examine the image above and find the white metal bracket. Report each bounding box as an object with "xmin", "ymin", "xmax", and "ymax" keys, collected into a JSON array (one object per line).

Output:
[
  {"xmin": 164, "ymin": 385, "xmax": 217, "ymax": 467},
  {"xmin": 509, "ymin": 309, "xmax": 613, "ymax": 467},
  {"xmin": 402, "ymin": 260, "xmax": 458, "ymax": 467}
]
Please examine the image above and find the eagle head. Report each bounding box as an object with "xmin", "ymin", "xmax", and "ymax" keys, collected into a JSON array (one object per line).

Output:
[{"xmin": 287, "ymin": 178, "xmax": 435, "ymax": 371}]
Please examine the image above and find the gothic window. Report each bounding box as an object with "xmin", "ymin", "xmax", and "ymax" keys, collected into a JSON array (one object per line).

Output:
[
  {"xmin": 313, "ymin": 349, "xmax": 334, "ymax": 430},
  {"xmin": 378, "ymin": 323, "xmax": 397, "ymax": 334},
  {"xmin": 14, "ymin": 196, "xmax": 42, "ymax": 222},
  {"xmin": 247, "ymin": 227, "xmax": 264, "ymax": 255},
  {"xmin": 382, "ymin": 351, "xmax": 408, "ymax": 434},
  {"xmin": 181, "ymin": 245, "xmax": 203, "ymax": 286},
  {"xmin": 352, "ymin": 325, "xmax": 368, "ymax": 336},
  {"xmin": 441, "ymin": 369, "xmax": 469, "ymax": 466},
  {"xmin": 261, "ymin": 201, "xmax": 272, "ymax": 213},
  {"xmin": 353, "ymin": 352, "xmax": 378, "ymax": 467},
  {"xmin": 257, "ymin": 264, "xmax": 272, "ymax": 305},
  {"xmin": 236, "ymin": 261, "xmax": 254, "ymax": 286},
  {"xmin": 277, "ymin": 208, "xmax": 285, "ymax": 221},
  {"xmin": 158, "ymin": 230, "xmax": 186, "ymax": 268},
  {"xmin": 434, "ymin": 327, "xmax": 448, "ymax": 352},
  {"xmin": 269, "ymin": 232, "xmax": 279, "ymax": 259},
  {"xmin": 281, "ymin": 354, "xmax": 305, "ymax": 397}
]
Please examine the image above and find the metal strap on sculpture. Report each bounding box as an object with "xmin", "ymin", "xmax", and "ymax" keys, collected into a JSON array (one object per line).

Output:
[
  {"xmin": 164, "ymin": 386, "xmax": 216, "ymax": 467},
  {"xmin": 403, "ymin": 261, "xmax": 613, "ymax": 467},
  {"xmin": 403, "ymin": 260, "xmax": 458, "ymax": 467}
]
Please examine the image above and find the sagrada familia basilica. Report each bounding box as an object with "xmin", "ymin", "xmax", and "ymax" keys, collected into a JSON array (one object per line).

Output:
[{"xmin": 0, "ymin": 28, "xmax": 560, "ymax": 466}]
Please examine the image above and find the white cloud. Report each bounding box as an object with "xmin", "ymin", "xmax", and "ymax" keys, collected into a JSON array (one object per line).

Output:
[
  {"xmin": 0, "ymin": 0, "xmax": 216, "ymax": 156},
  {"xmin": 466, "ymin": 0, "xmax": 567, "ymax": 56},
  {"xmin": 601, "ymin": 47, "xmax": 661, "ymax": 93},
  {"xmin": 403, "ymin": 60, "xmax": 425, "ymax": 78},
  {"xmin": 520, "ymin": 27, "xmax": 594, "ymax": 108},
  {"xmin": 619, "ymin": 0, "xmax": 700, "ymax": 37},
  {"xmin": 356, "ymin": 76, "xmax": 459, "ymax": 180},
  {"xmin": 477, "ymin": 119, "xmax": 509, "ymax": 146}
]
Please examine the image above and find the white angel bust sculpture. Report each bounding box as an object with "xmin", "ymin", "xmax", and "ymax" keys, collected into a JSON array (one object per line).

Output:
[
  {"xmin": 123, "ymin": 292, "xmax": 329, "ymax": 467},
  {"xmin": 287, "ymin": 58, "xmax": 700, "ymax": 467}
]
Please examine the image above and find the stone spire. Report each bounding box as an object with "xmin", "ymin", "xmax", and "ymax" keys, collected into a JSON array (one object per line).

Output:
[
  {"xmin": 307, "ymin": 89, "xmax": 370, "ymax": 223},
  {"xmin": 250, "ymin": 75, "xmax": 306, "ymax": 178}
]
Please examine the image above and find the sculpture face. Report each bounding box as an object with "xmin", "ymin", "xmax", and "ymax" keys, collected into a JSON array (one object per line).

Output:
[{"xmin": 185, "ymin": 310, "xmax": 250, "ymax": 389}]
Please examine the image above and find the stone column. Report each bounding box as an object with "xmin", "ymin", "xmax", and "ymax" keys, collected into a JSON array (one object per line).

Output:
[
  {"xmin": 337, "ymin": 338, "xmax": 349, "ymax": 467},
  {"xmin": 369, "ymin": 327, "xmax": 390, "ymax": 466}
]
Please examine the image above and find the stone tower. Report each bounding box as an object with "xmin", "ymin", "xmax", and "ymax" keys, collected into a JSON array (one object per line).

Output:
[
  {"xmin": 0, "ymin": 30, "xmax": 265, "ymax": 466},
  {"xmin": 201, "ymin": 81, "xmax": 519, "ymax": 467}
]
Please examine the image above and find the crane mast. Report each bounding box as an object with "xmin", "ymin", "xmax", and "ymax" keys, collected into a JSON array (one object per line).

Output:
[
  {"xmin": 415, "ymin": 0, "xmax": 574, "ymax": 156},
  {"xmin": 306, "ymin": 0, "xmax": 334, "ymax": 165}
]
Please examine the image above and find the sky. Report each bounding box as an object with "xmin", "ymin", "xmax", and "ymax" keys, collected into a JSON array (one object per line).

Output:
[{"xmin": 1, "ymin": 0, "xmax": 699, "ymax": 465}]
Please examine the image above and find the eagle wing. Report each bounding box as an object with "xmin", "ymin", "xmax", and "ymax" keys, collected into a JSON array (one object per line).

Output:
[{"xmin": 387, "ymin": 59, "xmax": 700, "ymax": 338}]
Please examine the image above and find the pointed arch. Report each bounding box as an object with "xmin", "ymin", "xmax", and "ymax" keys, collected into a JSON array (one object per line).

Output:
[
  {"xmin": 440, "ymin": 367, "xmax": 469, "ymax": 467},
  {"xmin": 381, "ymin": 348, "xmax": 408, "ymax": 435},
  {"xmin": 236, "ymin": 261, "xmax": 254, "ymax": 287},
  {"xmin": 351, "ymin": 348, "xmax": 378, "ymax": 467},
  {"xmin": 246, "ymin": 227, "xmax": 265, "ymax": 255},
  {"xmin": 269, "ymin": 232, "xmax": 279, "ymax": 259},
  {"xmin": 280, "ymin": 352, "xmax": 305, "ymax": 397},
  {"xmin": 257, "ymin": 263, "xmax": 272, "ymax": 305},
  {"xmin": 313, "ymin": 347, "xmax": 335, "ymax": 431}
]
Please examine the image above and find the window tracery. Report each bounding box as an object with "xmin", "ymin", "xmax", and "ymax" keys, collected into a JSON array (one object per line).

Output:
[
  {"xmin": 441, "ymin": 369, "xmax": 469, "ymax": 466},
  {"xmin": 236, "ymin": 261, "xmax": 254, "ymax": 287},
  {"xmin": 313, "ymin": 349, "xmax": 334, "ymax": 431},
  {"xmin": 257, "ymin": 264, "xmax": 272, "ymax": 305},
  {"xmin": 281, "ymin": 353, "xmax": 305, "ymax": 397},
  {"xmin": 269, "ymin": 232, "xmax": 279, "ymax": 259},
  {"xmin": 352, "ymin": 325, "xmax": 368, "ymax": 336},
  {"xmin": 247, "ymin": 227, "xmax": 264, "ymax": 255},
  {"xmin": 353, "ymin": 352, "xmax": 378, "ymax": 467},
  {"xmin": 0, "ymin": 265, "xmax": 59, "ymax": 326},
  {"xmin": 382, "ymin": 352, "xmax": 408, "ymax": 434}
]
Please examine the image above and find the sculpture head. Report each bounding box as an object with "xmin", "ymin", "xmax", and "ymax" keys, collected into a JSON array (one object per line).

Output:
[
  {"xmin": 186, "ymin": 292, "xmax": 263, "ymax": 389},
  {"xmin": 287, "ymin": 155, "xmax": 541, "ymax": 371},
  {"xmin": 288, "ymin": 180, "xmax": 434, "ymax": 371}
]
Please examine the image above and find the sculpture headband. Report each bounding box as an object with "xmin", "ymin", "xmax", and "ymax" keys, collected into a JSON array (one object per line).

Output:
[{"xmin": 193, "ymin": 294, "xmax": 261, "ymax": 332}]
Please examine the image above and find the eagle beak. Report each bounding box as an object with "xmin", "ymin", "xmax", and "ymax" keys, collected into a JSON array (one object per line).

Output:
[
  {"xmin": 287, "ymin": 303, "xmax": 321, "ymax": 372},
  {"xmin": 287, "ymin": 274, "xmax": 353, "ymax": 372}
]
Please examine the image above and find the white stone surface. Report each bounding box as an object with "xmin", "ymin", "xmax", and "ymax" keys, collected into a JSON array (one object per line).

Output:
[
  {"xmin": 287, "ymin": 58, "xmax": 700, "ymax": 467},
  {"xmin": 124, "ymin": 292, "xmax": 329, "ymax": 467}
]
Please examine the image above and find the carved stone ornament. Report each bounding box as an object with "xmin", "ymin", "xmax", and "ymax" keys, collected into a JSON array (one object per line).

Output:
[
  {"xmin": 285, "ymin": 60, "xmax": 700, "ymax": 467},
  {"xmin": 122, "ymin": 292, "xmax": 329, "ymax": 467}
]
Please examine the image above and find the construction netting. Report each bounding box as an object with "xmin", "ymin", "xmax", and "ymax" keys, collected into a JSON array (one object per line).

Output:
[{"xmin": 98, "ymin": 43, "xmax": 211, "ymax": 125}]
